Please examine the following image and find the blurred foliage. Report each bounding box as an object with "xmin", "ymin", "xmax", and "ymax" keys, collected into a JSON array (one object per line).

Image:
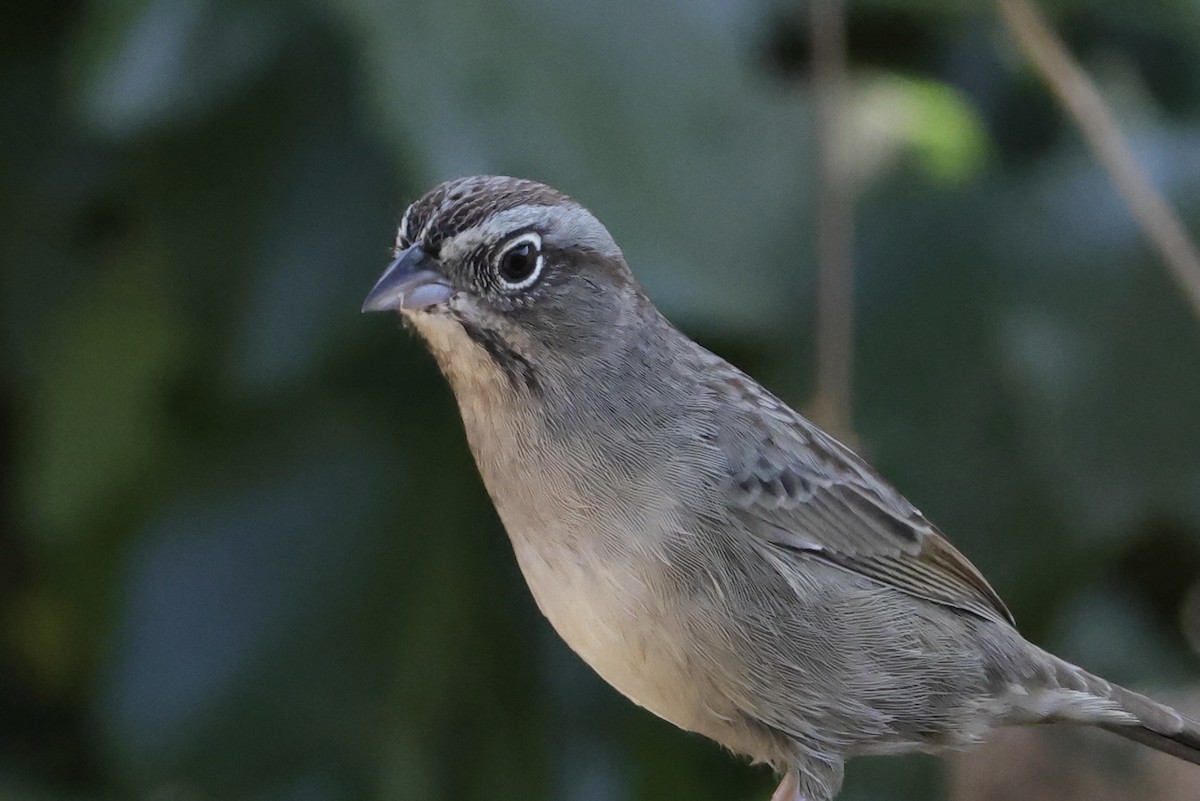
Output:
[{"xmin": 1, "ymin": 1, "xmax": 1200, "ymax": 800}]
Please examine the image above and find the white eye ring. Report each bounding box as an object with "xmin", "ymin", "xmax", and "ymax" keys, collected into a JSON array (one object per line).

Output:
[{"xmin": 495, "ymin": 231, "xmax": 545, "ymax": 290}]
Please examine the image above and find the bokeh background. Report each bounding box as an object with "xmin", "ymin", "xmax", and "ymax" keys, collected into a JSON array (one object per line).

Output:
[{"xmin": 3, "ymin": 1, "xmax": 1200, "ymax": 800}]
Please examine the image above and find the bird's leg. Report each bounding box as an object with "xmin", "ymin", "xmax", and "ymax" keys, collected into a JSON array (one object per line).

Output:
[{"xmin": 770, "ymin": 771, "xmax": 806, "ymax": 801}]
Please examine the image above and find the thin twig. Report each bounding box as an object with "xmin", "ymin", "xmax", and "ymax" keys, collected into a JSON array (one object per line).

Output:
[
  {"xmin": 997, "ymin": 0, "xmax": 1200, "ymax": 320},
  {"xmin": 810, "ymin": 0, "xmax": 856, "ymax": 439}
]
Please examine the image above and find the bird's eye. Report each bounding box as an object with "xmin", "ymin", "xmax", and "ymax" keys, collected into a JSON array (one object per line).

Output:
[{"xmin": 496, "ymin": 233, "xmax": 544, "ymax": 290}]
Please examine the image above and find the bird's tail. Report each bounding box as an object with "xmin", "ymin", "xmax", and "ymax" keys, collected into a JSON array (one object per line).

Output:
[{"xmin": 1026, "ymin": 650, "xmax": 1200, "ymax": 766}]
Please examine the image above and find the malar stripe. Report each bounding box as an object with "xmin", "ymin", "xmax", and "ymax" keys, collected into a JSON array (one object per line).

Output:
[{"xmin": 457, "ymin": 318, "xmax": 540, "ymax": 395}]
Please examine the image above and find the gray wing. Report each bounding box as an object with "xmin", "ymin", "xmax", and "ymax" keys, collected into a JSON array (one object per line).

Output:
[{"xmin": 707, "ymin": 367, "xmax": 1014, "ymax": 628}]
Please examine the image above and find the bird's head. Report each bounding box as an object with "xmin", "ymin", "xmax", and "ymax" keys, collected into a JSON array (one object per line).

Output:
[{"xmin": 363, "ymin": 176, "xmax": 649, "ymax": 392}]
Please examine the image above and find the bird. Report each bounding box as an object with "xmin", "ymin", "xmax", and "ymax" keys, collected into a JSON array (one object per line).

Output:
[{"xmin": 362, "ymin": 175, "xmax": 1200, "ymax": 801}]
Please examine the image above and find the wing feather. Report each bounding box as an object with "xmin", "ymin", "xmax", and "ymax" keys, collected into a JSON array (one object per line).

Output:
[{"xmin": 707, "ymin": 365, "xmax": 1014, "ymax": 628}]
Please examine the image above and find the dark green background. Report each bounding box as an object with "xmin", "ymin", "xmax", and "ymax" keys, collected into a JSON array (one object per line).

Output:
[{"xmin": 2, "ymin": 2, "xmax": 1199, "ymax": 799}]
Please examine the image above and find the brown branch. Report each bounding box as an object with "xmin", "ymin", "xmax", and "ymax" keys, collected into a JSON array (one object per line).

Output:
[
  {"xmin": 997, "ymin": 0, "xmax": 1200, "ymax": 320},
  {"xmin": 810, "ymin": 0, "xmax": 856, "ymax": 440}
]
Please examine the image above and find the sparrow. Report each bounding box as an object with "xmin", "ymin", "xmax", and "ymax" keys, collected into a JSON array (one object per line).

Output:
[{"xmin": 362, "ymin": 175, "xmax": 1200, "ymax": 801}]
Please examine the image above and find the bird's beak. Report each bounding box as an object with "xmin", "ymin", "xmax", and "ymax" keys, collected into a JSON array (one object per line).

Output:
[{"xmin": 361, "ymin": 245, "xmax": 453, "ymax": 313}]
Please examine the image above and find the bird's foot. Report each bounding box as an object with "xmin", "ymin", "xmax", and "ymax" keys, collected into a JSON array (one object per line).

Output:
[{"xmin": 770, "ymin": 771, "xmax": 806, "ymax": 801}]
